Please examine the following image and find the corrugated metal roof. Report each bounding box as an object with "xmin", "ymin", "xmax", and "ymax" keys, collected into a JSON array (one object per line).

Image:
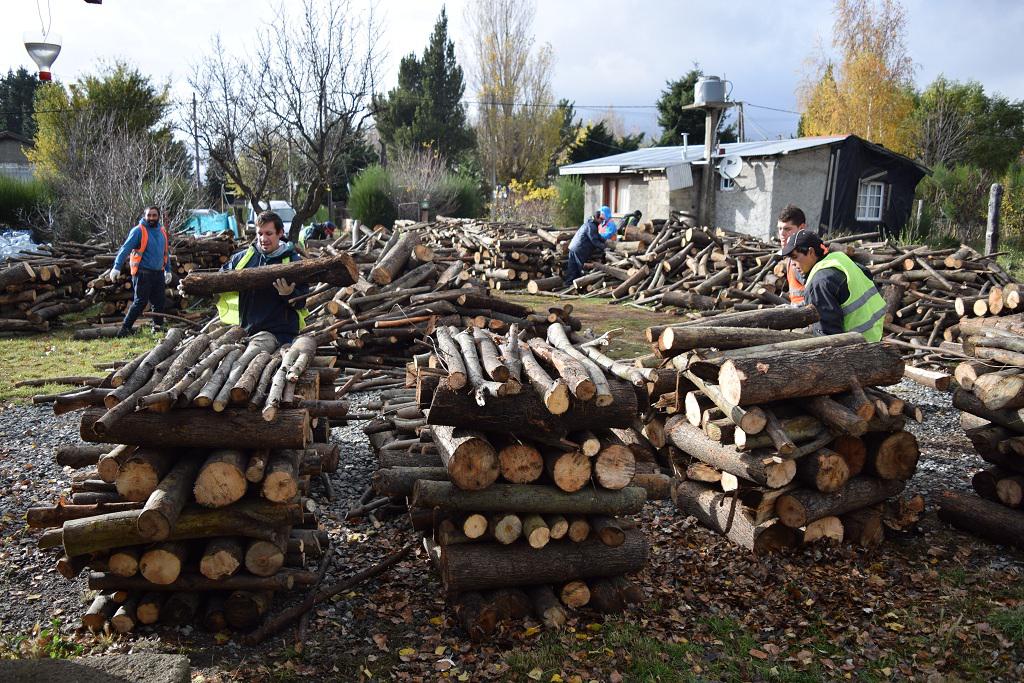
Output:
[{"xmin": 559, "ymin": 135, "xmax": 850, "ymax": 175}]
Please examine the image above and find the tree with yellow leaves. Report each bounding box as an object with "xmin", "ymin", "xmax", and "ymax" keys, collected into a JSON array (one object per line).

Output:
[{"xmin": 799, "ymin": 0, "xmax": 917, "ymax": 155}]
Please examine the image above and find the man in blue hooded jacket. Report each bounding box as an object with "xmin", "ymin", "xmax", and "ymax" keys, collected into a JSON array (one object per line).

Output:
[
  {"xmin": 216, "ymin": 211, "xmax": 310, "ymax": 345},
  {"xmin": 110, "ymin": 205, "xmax": 173, "ymax": 337},
  {"xmin": 564, "ymin": 205, "xmax": 615, "ymax": 285}
]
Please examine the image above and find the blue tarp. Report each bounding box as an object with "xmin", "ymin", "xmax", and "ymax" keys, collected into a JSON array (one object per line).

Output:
[{"xmin": 181, "ymin": 212, "xmax": 240, "ymax": 237}]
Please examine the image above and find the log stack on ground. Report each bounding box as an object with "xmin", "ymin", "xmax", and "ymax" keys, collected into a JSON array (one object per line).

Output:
[
  {"xmin": 362, "ymin": 322, "xmax": 662, "ymax": 639},
  {"xmin": 26, "ymin": 325, "xmax": 339, "ymax": 633},
  {"xmin": 643, "ymin": 318, "xmax": 925, "ymax": 553},
  {"xmin": 942, "ymin": 317, "xmax": 1024, "ymax": 548}
]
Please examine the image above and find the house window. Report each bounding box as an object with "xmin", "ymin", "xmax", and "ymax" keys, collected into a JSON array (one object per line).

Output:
[
  {"xmin": 602, "ymin": 178, "xmax": 619, "ymax": 212},
  {"xmin": 720, "ymin": 176, "xmax": 736, "ymax": 191},
  {"xmin": 856, "ymin": 181, "xmax": 885, "ymax": 221}
]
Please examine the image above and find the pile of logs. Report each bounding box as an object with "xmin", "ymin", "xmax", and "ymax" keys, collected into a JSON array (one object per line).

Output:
[
  {"xmin": 27, "ymin": 325, "xmax": 346, "ymax": 634},
  {"xmin": 645, "ymin": 307, "xmax": 926, "ymax": 553},
  {"xmin": 0, "ymin": 244, "xmax": 100, "ymax": 335},
  {"xmin": 366, "ymin": 321, "xmax": 674, "ymax": 639},
  {"xmin": 941, "ymin": 313, "xmax": 1024, "ymax": 549}
]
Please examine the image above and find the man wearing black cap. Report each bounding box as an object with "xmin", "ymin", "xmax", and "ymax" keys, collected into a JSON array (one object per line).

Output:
[{"xmin": 778, "ymin": 229, "xmax": 886, "ymax": 342}]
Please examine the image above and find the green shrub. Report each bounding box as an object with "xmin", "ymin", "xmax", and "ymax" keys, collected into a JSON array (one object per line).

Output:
[
  {"xmin": 348, "ymin": 165, "xmax": 396, "ymax": 228},
  {"xmin": 442, "ymin": 174, "xmax": 484, "ymax": 218},
  {"xmin": 553, "ymin": 175, "xmax": 584, "ymax": 227},
  {"xmin": 0, "ymin": 176, "xmax": 51, "ymax": 226}
]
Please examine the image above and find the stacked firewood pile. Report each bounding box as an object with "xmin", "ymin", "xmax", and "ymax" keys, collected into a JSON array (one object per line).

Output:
[
  {"xmin": 27, "ymin": 326, "xmax": 347, "ymax": 634},
  {"xmin": 644, "ymin": 306, "xmax": 926, "ymax": 553},
  {"xmin": 291, "ymin": 226, "xmax": 545, "ymax": 362},
  {"xmin": 941, "ymin": 313, "xmax": 1024, "ymax": 549},
  {"xmin": 0, "ymin": 242, "xmax": 102, "ymax": 335},
  {"xmin": 365, "ymin": 321, "xmax": 672, "ymax": 639}
]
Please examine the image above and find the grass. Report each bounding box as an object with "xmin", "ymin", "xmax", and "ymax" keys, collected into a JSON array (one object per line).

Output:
[
  {"xmin": 0, "ymin": 619, "xmax": 83, "ymax": 660},
  {"xmin": 990, "ymin": 607, "xmax": 1024, "ymax": 642},
  {"xmin": 501, "ymin": 293, "xmax": 681, "ymax": 359},
  {"xmin": 0, "ymin": 328, "xmax": 157, "ymax": 403}
]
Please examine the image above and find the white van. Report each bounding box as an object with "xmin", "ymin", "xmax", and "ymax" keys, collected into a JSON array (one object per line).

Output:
[{"xmin": 247, "ymin": 200, "xmax": 297, "ymax": 235}]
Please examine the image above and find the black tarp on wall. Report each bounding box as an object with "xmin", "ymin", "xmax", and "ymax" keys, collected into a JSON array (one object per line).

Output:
[{"xmin": 818, "ymin": 136, "xmax": 929, "ymax": 236}]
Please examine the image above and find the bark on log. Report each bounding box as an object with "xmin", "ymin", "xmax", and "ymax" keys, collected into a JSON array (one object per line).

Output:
[
  {"xmin": 528, "ymin": 585, "xmax": 568, "ymax": 629},
  {"xmin": 181, "ymin": 253, "xmax": 358, "ymax": 295},
  {"xmin": 437, "ymin": 531, "xmax": 649, "ymax": 594},
  {"xmin": 54, "ymin": 443, "xmax": 106, "ymax": 469},
  {"xmin": 262, "ymin": 449, "xmax": 302, "ymax": 503},
  {"xmin": 775, "ymin": 477, "xmax": 906, "ymax": 528},
  {"xmin": 938, "ymin": 490, "xmax": 1024, "ymax": 549},
  {"xmin": 115, "ymin": 449, "xmax": 177, "ymax": 502},
  {"xmin": 954, "ymin": 389, "xmax": 1024, "ymax": 434},
  {"xmin": 139, "ymin": 541, "xmax": 189, "ymax": 585},
  {"xmin": 862, "ymin": 431, "xmax": 920, "ymax": 480},
  {"xmin": 676, "ymin": 305, "xmax": 820, "ymax": 330},
  {"xmin": 427, "ymin": 378, "xmax": 637, "ymax": 439},
  {"xmin": 432, "ymin": 424, "xmax": 500, "ymax": 491},
  {"xmin": 372, "ymin": 466, "xmax": 449, "ymax": 496},
  {"xmin": 80, "ymin": 406, "xmax": 311, "ymax": 449},
  {"xmin": 666, "ymin": 417, "xmax": 795, "ymax": 488},
  {"xmin": 26, "ymin": 501, "xmax": 143, "ymax": 528},
  {"xmin": 672, "ymin": 480, "xmax": 800, "ymax": 554},
  {"xmin": 137, "ymin": 457, "xmax": 202, "ymax": 541},
  {"xmin": 455, "ymin": 591, "xmax": 497, "ymax": 641},
  {"xmin": 200, "ymin": 537, "xmax": 244, "ymax": 580},
  {"xmin": 89, "ymin": 571, "xmax": 293, "ymax": 592},
  {"xmin": 795, "ymin": 448, "xmax": 851, "ymax": 493},
  {"xmin": 59, "ymin": 501, "xmax": 305, "ymax": 556},
  {"xmin": 840, "ymin": 505, "xmax": 885, "ymax": 548},
  {"xmin": 160, "ymin": 592, "xmax": 202, "ymax": 627},
  {"xmin": 411, "ymin": 481, "xmax": 645, "ymax": 515},
  {"xmin": 194, "ymin": 449, "xmax": 250, "ymax": 508},
  {"xmin": 719, "ymin": 343, "xmax": 905, "ymax": 406},
  {"xmin": 659, "ymin": 326, "xmax": 809, "ymax": 355}
]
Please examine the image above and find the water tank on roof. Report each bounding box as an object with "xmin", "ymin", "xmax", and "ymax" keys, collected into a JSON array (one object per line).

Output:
[{"xmin": 695, "ymin": 76, "xmax": 727, "ymax": 106}]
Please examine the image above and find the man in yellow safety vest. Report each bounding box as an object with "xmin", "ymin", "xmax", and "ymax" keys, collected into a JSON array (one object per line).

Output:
[
  {"xmin": 215, "ymin": 211, "xmax": 309, "ymax": 344},
  {"xmin": 779, "ymin": 229, "xmax": 886, "ymax": 342}
]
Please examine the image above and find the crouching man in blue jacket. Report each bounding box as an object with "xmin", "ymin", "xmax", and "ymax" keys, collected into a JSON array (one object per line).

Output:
[
  {"xmin": 213, "ymin": 211, "xmax": 310, "ymax": 345},
  {"xmin": 564, "ymin": 205, "xmax": 615, "ymax": 285}
]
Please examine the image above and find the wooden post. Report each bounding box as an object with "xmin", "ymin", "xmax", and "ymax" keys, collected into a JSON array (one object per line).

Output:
[{"xmin": 986, "ymin": 183, "xmax": 1003, "ymax": 256}]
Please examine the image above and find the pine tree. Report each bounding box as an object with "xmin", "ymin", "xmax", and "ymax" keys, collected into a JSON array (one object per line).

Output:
[
  {"xmin": 0, "ymin": 68, "xmax": 40, "ymax": 138},
  {"xmin": 373, "ymin": 8, "xmax": 474, "ymax": 163}
]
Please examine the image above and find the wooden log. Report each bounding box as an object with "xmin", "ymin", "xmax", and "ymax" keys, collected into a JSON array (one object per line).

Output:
[
  {"xmin": 81, "ymin": 406, "xmax": 310, "ymax": 449},
  {"xmin": 543, "ymin": 448, "xmax": 592, "ymax": 493},
  {"xmin": 115, "ymin": 449, "xmax": 176, "ymax": 502},
  {"xmin": 831, "ymin": 435, "xmax": 867, "ymax": 478},
  {"xmin": 903, "ymin": 365, "xmax": 951, "ymax": 391},
  {"xmin": 795, "ymin": 448, "xmax": 850, "ymax": 493},
  {"xmin": 137, "ymin": 457, "xmax": 202, "ymax": 541},
  {"xmin": 996, "ymin": 475, "xmax": 1024, "ymax": 508},
  {"xmin": 527, "ymin": 337, "xmax": 596, "ymax": 401},
  {"xmin": 587, "ymin": 577, "xmax": 626, "ymax": 614},
  {"xmin": 455, "ymin": 591, "xmax": 497, "ymax": 641},
  {"xmin": 521, "ymin": 513, "xmax": 551, "ymax": 548},
  {"xmin": 973, "ymin": 371, "xmax": 1024, "ymax": 411},
  {"xmin": 590, "ymin": 515, "xmax": 626, "ymax": 547},
  {"xmin": 734, "ymin": 414, "xmax": 823, "ymax": 452},
  {"xmin": 804, "ymin": 396, "xmax": 868, "ymax": 437},
  {"xmin": 110, "ymin": 596, "xmax": 140, "ymax": 634},
  {"xmin": 566, "ymin": 515, "xmax": 590, "ymax": 542},
  {"xmin": 840, "ymin": 505, "xmax": 885, "ymax": 548},
  {"xmin": 200, "ymin": 537, "xmax": 244, "ymax": 580},
  {"xmin": 139, "ymin": 541, "xmax": 188, "ymax": 585},
  {"xmin": 775, "ymin": 477, "xmax": 906, "ymax": 528},
  {"xmin": 658, "ymin": 326, "xmax": 809, "ymax": 355},
  {"xmin": 136, "ymin": 592, "xmax": 164, "ymax": 625},
  {"xmin": 683, "ymin": 372, "xmax": 767, "ymax": 435},
  {"xmin": 545, "ymin": 514, "xmax": 569, "ymax": 540},
  {"xmin": 181, "ymin": 253, "xmax": 358, "ymax": 295},
  {"xmin": 54, "ymin": 443, "xmax": 106, "ymax": 469},
  {"xmin": 245, "ymin": 532, "xmax": 288, "ymax": 577},
  {"xmin": 433, "ymin": 327, "xmax": 467, "ymax": 391},
  {"xmin": 83, "ymin": 593, "xmax": 118, "ymax": 632},
  {"xmin": 517, "ymin": 342, "xmax": 570, "ymax": 414},
  {"xmin": 955, "ymin": 389, "xmax": 1024, "ymax": 434},
  {"xmin": 89, "ymin": 571, "xmax": 294, "ymax": 593},
  {"xmin": 58, "ymin": 501, "xmax": 305, "ymax": 556},
  {"xmin": 938, "ymin": 490, "xmax": 1024, "ymax": 549},
  {"xmin": 246, "ymin": 450, "xmax": 269, "ymax": 483},
  {"xmin": 26, "ymin": 501, "xmax": 143, "ymax": 528},
  {"xmin": 801, "ymin": 516, "xmax": 844, "ymax": 544},
  {"xmin": 370, "ymin": 232, "xmax": 420, "ymax": 285},
  {"xmin": 719, "ymin": 343, "xmax": 905, "ymax": 406},
  {"xmin": 488, "ymin": 513, "xmax": 522, "ymax": 545},
  {"xmin": 108, "ymin": 547, "xmax": 140, "ymax": 577},
  {"xmin": 97, "ymin": 444, "xmax": 137, "ymax": 483},
  {"xmin": 431, "ymin": 424, "xmax": 500, "ymax": 491},
  {"xmin": 666, "ymin": 417, "xmax": 795, "ymax": 488},
  {"xmin": 528, "ymin": 585, "xmax": 568, "ymax": 629},
  {"xmin": 427, "ymin": 378, "xmax": 637, "ymax": 438},
  {"xmin": 672, "ymin": 480, "xmax": 799, "ymax": 554},
  {"xmin": 592, "ymin": 444, "xmax": 636, "ymax": 490},
  {"xmin": 862, "ymin": 431, "xmax": 920, "ymax": 480},
  {"xmin": 372, "ymin": 466, "xmax": 448, "ymax": 496},
  {"xmin": 676, "ymin": 305, "xmax": 819, "ymax": 330},
  {"xmin": 495, "ymin": 439, "xmax": 544, "ymax": 484},
  {"xmin": 438, "ymin": 531, "xmax": 648, "ymax": 594},
  {"xmin": 194, "ymin": 449, "xmax": 250, "ymax": 508},
  {"xmin": 203, "ymin": 594, "xmax": 228, "ymax": 633},
  {"xmin": 411, "ymin": 481, "xmax": 645, "ymax": 515},
  {"xmin": 559, "ymin": 580, "xmax": 590, "ymax": 608},
  {"xmin": 261, "ymin": 449, "xmax": 302, "ymax": 503}
]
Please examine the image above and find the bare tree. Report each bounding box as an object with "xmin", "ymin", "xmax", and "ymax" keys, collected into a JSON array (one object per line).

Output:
[
  {"xmin": 188, "ymin": 36, "xmax": 286, "ymax": 216},
  {"xmin": 54, "ymin": 111, "xmax": 197, "ymax": 244},
  {"xmin": 387, "ymin": 147, "xmax": 460, "ymax": 219},
  {"xmin": 256, "ymin": 0, "xmax": 382, "ymax": 240},
  {"xmin": 915, "ymin": 90, "xmax": 973, "ymax": 168},
  {"xmin": 464, "ymin": 0, "xmax": 560, "ymax": 185}
]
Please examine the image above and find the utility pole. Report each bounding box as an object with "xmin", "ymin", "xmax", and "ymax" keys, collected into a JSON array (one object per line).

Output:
[
  {"xmin": 192, "ymin": 93, "xmax": 200, "ymax": 190},
  {"xmin": 737, "ymin": 102, "xmax": 745, "ymax": 143}
]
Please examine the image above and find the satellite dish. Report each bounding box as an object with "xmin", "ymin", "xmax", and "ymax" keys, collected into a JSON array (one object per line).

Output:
[
  {"xmin": 24, "ymin": 32, "xmax": 62, "ymax": 82},
  {"xmin": 718, "ymin": 154, "xmax": 743, "ymax": 180}
]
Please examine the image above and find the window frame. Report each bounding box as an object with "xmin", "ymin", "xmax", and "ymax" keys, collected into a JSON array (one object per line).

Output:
[
  {"xmin": 856, "ymin": 180, "xmax": 885, "ymax": 221},
  {"xmin": 719, "ymin": 175, "xmax": 736, "ymax": 191}
]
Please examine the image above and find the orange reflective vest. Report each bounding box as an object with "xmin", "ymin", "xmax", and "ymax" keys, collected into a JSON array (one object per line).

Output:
[{"xmin": 129, "ymin": 225, "xmax": 169, "ymax": 276}]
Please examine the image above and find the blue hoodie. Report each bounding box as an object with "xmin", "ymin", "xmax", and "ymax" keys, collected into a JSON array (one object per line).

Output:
[
  {"xmin": 222, "ymin": 241, "xmax": 310, "ymax": 341},
  {"xmin": 113, "ymin": 223, "xmax": 171, "ymax": 273}
]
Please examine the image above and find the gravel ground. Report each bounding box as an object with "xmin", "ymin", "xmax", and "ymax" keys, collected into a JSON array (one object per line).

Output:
[{"xmin": 0, "ymin": 381, "xmax": 1022, "ymax": 680}]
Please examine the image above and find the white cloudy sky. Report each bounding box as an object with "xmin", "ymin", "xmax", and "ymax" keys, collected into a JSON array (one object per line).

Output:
[{"xmin": 4, "ymin": 0, "xmax": 1024, "ymax": 142}]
